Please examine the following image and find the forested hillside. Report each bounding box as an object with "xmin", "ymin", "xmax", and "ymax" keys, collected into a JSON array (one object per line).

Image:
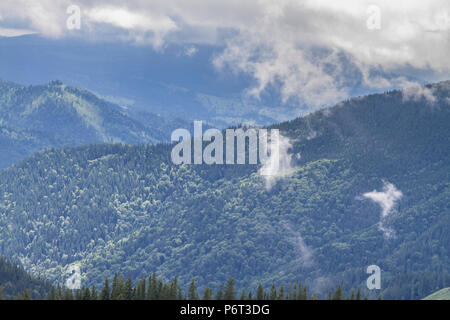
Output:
[
  {"xmin": 0, "ymin": 80, "xmax": 186, "ymax": 168},
  {"xmin": 0, "ymin": 81, "xmax": 448, "ymax": 299},
  {"xmin": 0, "ymin": 257, "xmax": 51, "ymax": 299}
]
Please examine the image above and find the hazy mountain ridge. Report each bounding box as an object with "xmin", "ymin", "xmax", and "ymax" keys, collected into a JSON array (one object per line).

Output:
[
  {"xmin": 0, "ymin": 81, "xmax": 448, "ymax": 299},
  {"xmin": 0, "ymin": 35, "xmax": 301, "ymax": 128},
  {"xmin": 0, "ymin": 80, "xmax": 188, "ymax": 168}
]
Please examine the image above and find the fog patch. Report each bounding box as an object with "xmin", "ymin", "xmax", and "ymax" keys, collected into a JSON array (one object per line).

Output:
[
  {"xmin": 259, "ymin": 133, "xmax": 298, "ymax": 191},
  {"xmin": 282, "ymin": 221, "xmax": 314, "ymax": 268},
  {"xmin": 402, "ymin": 85, "xmax": 436, "ymax": 104},
  {"xmin": 360, "ymin": 181, "xmax": 403, "ymax": 238}
]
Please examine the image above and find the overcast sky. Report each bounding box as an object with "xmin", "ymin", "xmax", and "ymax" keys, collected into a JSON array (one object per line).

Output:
[{"xmin": 0, "ymin": 0, "xmax": 448, "ymax": 107}]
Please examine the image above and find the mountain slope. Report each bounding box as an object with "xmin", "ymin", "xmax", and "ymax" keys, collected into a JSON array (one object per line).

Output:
[
  {"xmin": 0, "ymin": 80, "xmax": 185, "ymax": 168},
  {"xmin": 423, "ymin": 287, "xmax": 450, "ymax": 300},
  {"xmin": 0, "ymin": 81, "xmax": 448, "ymax": 299},
  {"xmin": 0, "ymin": 256, "xmax": 51, "ymax": 299}
]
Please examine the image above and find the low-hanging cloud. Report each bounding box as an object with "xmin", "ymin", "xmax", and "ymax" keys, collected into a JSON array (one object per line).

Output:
[
  {"xmin": 402, "ymin": 84, "xmax": 437, "ymax": 104},
  {"xmin": 279, "ymin": 221, "xmax": 314, "ymax": 268},
  {"xmin": 361, "ymin": 181, "xmax": 403, "ymax": 238},
  {"xmin": 259, "ymin": 133, "xmax": 298, "ymax": 191}
]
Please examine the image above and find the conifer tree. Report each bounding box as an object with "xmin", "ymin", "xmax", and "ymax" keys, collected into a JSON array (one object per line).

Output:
[
  {"xmin": 333, "ymin": 285, "xmax": 343, "ymax": 300},
  {"xmin": 91, "ymin": 285, "xmax": 98, "ymax": 300},
  {"xmin": 82, "ymin": 287, "xmax": 91, "ymax": 300},
  {"xmin": 111, "ymin": 274, "xmax": 124, "ymax": 300},
  {"xmin": 160, "ymin": 283, "xmax": 171, "ymax": 300},
  {"xmin": 356, "ymin": 288, "xmax": 362, "ymax": 300},
  {"xmin": 64, "ymin": 288, "xmax": 74, "ymax": 300},
  {"xmin": 123, "ymin": 276, "xmax": 133, "ymax": 300},
  {"xmin": 100, "ymin": 278, "xmax": 110, "ymax": 300},
  {"xmin": 202, "ymin": 286, "xmax": 213, "ymax": 300},
  {"xmin": 48, "ymin": 286, "xmax": 56, "ymax": 300},
  {"xmin": 278, "ymin": 284, "xmax": 285, "ymax": 300},
  {"xmin": 147, "ymin": 273, "xmax": 157, "ymax": 300},
  {"xmin": 303, "ymin": 286, "xmax": 308, "ymax": 300},
  {"xmin": 75, "ymin": 289, "xmax": 82, "ymax": 300},
  {"xmin": 296, "ymin": 281, "xmax": 303, "ymax": 300},
  {"xmin": 56, "ymin": 285, "xmax": 63, "ymax": 300},
  {"xmin": 270, "ymin": 284, "xmax": 277, "ymax": 300},
  {"xmin": 19, "ymin": 289, "xmax": 31, "ymax": 300},
  {"xmin": 188, "ymin": 278, "xmax": 199, "ymax": 300},
  {"xmin": 289, "ymin": 282, "xmax": 296, "ymax": 300},
  {"xmin": 136, "ymin": 278, "xmax": 146, "ymax": 300},
  {"xmin": 224, "ymin": 278, "xmax": 236, "ymax": 300},
  {"xmin": 216, "ymin": 284, "xmax": 224, "ymax": 300},
  {"xmin": 170, "ymin": 277, "xmax": 179, "ymax": 300},
  {"xmin": 256, "ymin": 284, "xmax": 264, "ymax": 300}
]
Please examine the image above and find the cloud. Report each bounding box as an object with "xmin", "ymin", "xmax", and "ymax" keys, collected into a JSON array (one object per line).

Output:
[
  {"xmin": 279, "ymin": 221, "xmax": 314, "ymax": 269},
  {"xmin": 214, "ymin": 32, "xmax": 351, "ymax": 108},
  {"xmin": 85, "ymin": 6, "xmax": 178, "ymax": 48},
  {"xmin": 184, "ymin": 45, "xmax": 198, "ymax": 57},
  {"xmin": 0, "ymin": 0, "xmax": 448, "ymax": 107},
  {"xmin": 213, "ymin": 0, "xmax": 450, "ymax": 108},
  {"xmin": 0, "ymin": 26, "xmax": 36, "ymax": 37},
  {"xmin": 286, "ymin": 223, "xmax": 314, "ymax": 268},
  {"xmin": 0, "ymin": 0, "xmax": 69, "ymax": 37},
  {"xmin": 402, "ymin": 84, "xmax": 437, "ymax": 104},
  {"xmin": 259, "ymin": 132, "xmax": 298, "ymax": 190},
  {"xmin": 361, "ymin": 181, "xmax": 403, "ymax": 238}
]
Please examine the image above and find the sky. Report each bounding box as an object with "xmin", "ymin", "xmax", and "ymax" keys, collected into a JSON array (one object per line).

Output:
[{"xmin": 0, "ymin": 0, "xmax": 449, "ymax": 108}]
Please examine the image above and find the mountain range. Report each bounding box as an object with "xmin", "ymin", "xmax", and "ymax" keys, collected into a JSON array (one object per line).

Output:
[
  {"xmin": 0, "ymin": 79, "xmax": 190, "ymax": 168},
  {"xmin": 0, "ymin": 35, "xmax": 311, "ymax": 127},
  {"xmin": 0, "ymin": 80, "xmax": 448, "ymax": 299}
]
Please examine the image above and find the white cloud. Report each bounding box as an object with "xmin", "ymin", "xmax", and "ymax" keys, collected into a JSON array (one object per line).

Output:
[
  {"xmin": 259, "ymin": 132, "xmax": 298, "ymax": 190},
  {"xmin": 213, "ymin": 0, "xmax": 450, "ymax": 107},
  {"xmin": 0, "ymin": 0, "xmax": 69, "ymax": 38},
  {"xmin": 0, "ymin": 26, "xmax": 36, "ymax": 37},
  {"xmin": 85, "ymin": 6, "xmax": 178, "ymax": 48},
  {"xmin": 0, "ymin": 0, "xmax": 448, "ymax": 106},
  {"xmin": 184, "ymin": 45, "xmax": 198, "ymax": 57},
  {"xmin": 362, "ymin": 181, "xmax": 403, "ymax": 238},
  {"xmin": 402, "ymin": 84, "xmax": 437, "ymax": 104}
]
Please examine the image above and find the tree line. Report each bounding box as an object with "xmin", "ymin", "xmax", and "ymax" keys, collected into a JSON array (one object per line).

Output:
[{"xmin": 12, "ymin": 273, "xmax": 377, "ymax": 300}]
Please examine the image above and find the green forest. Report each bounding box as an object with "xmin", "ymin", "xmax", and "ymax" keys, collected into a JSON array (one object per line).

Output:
[{"xmin": 0, "ymin": 81, "xmax": 448, "ymax": 300}]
